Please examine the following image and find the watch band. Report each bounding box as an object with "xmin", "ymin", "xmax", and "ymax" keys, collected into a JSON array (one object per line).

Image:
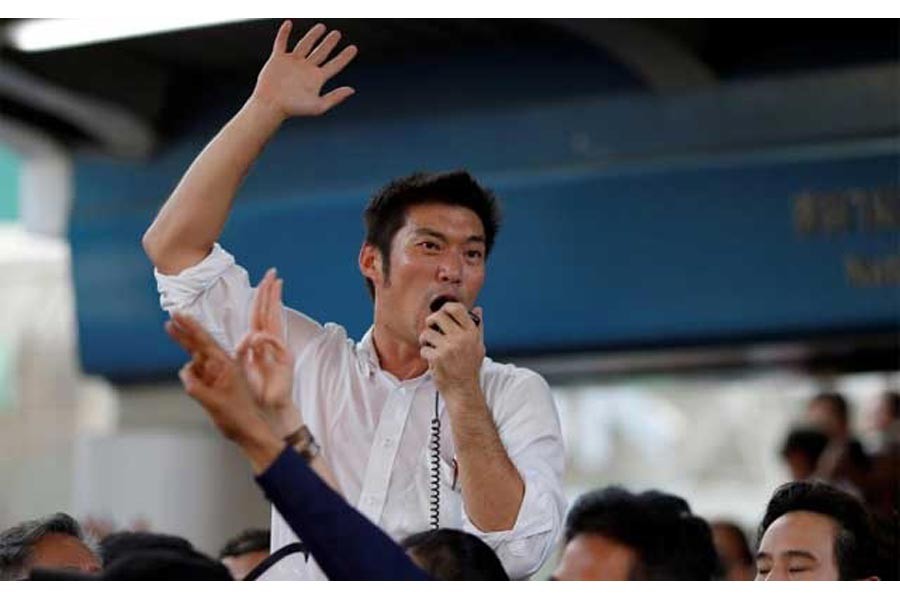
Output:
[{"xmin": 283, "ymin": 425, "xmax": 321, "ymax": 463}]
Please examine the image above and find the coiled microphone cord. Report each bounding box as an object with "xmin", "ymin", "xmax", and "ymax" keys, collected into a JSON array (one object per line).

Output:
[{"xmin": 429, "ymin": 390, "xmax": 441, "ymax": 530}]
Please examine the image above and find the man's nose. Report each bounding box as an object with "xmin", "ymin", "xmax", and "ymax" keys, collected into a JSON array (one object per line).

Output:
[{"xmin": 437, "ymin": 252, "xmax": 463, "ymax": 283}]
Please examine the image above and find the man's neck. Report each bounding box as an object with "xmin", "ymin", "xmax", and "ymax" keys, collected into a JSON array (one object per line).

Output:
[{"xmin": 371, "ymin": 323, "xmax": 429, "ymax": 381}]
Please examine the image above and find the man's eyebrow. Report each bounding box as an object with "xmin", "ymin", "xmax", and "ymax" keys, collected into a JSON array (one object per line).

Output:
[
  {"xmin": 782, "ymin": 550, "xmax": 818, "ymax": 561},
  {"xmin": 413, "ymin": 228, "xmax": 486, "ymax": 245},
  {"xmin": 755, "ymin": 552, "xmax": 771, "ymax": 561},
  {"xmin": 413, "ymin": 228, "xmax": 448, "ymax": 241}
]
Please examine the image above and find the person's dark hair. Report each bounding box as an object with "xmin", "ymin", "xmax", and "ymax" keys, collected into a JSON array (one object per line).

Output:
[
  {"xmin": 882, "ymin": 391, "xmax": 900, "ymax": 420},
  {"xmin": 98, "ymin": 531, "xmax": 230, "ymax": 580},
  {"xmin": 757, "ymin": 481, "xmax": 882, "ymax": 580},
  {"xmin": 710, "ymin": 520, "xmax": 753, "ymax": 567},
  {"xmin": 780, "ymin": 427, "xmax": 830, "ymax": 468},
  {"xmin": 362, "ymin": 171, "xmax": 501, "ymax": 298},
  {"xmin": 564, "ymin": 486, "xmax": 719, "ymax": 580},
  {"xmin": 0, "ymin": 512, "xmax": 88, "ymax": 580},
  {"xmin": 218, "ymin": 528, "xmax": 270, "ymax": 560},
  {"xmin": 810, "ymin": 392, "xmax": 850, "ymax": 426},
  {"xmin": 400, "ymin": 528, "xmax": 508, "ymax": 580},
  {"xmin": 100, "ymin": 531, "xmax": 194, "ymax": 566}
]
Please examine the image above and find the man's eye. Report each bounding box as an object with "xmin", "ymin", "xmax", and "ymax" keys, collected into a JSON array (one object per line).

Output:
[
  {"xmin": 466, "ymin": 250, "xmax": 483, "ymax": 259},
  {"xmin": 788, "ymin": 567, "xmax": 810, "ymax": 573},
  {"xmin": 420, "ymin": 241, "xmax": 440, "ymax": 251}
]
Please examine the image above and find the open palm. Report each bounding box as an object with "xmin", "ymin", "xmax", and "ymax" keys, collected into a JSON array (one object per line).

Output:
[{"xmin": 252, "ymin": 21, "xmax": 358, "ymax": 118}]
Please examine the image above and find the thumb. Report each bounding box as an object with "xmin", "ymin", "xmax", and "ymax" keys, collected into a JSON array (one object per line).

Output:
[{"xmin": 318, "ymin": 86, "xmax": 355, "ymax": 113}]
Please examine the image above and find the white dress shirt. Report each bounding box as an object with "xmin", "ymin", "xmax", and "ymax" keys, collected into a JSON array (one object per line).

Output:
[{"xmin": 155, "ymin": 243, "xmax": 566, "ymax": 579}]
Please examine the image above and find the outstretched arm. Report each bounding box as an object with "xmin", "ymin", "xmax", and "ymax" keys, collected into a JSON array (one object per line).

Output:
[
  {"xmin": 142, "ymin": 21, "xmax": 357, "ymax": 275},
  {"xmin": 165, "ymin": 313, "xmax": 428, "ymax": 580},
  {"xmin": 237, "ymin": 268, "xmax": 341, "ymax": 492}
]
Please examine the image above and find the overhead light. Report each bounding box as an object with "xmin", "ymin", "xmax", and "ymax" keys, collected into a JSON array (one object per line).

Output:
[{"xmin": 6, "ymin": 18, "xmax": 255, "ymax": 52}]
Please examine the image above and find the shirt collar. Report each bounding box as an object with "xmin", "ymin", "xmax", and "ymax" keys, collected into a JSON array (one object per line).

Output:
[
  {"xmin": 357, "ymin": 326, "xmax": 380, "ymax": 378},
  {"xmin": 357, "ymin": 326, "xmax": 433, "ymax": 387}
]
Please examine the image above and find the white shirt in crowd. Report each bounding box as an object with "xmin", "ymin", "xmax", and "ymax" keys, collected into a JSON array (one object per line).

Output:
[{"xmin": 155, "ymin": 243, "xmax": 567, "ymax": 579}]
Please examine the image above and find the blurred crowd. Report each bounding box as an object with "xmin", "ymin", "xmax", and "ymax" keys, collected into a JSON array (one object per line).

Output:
[{"xmin": 2, "ymin": 388, "xmax": 896, "ymax": 581}]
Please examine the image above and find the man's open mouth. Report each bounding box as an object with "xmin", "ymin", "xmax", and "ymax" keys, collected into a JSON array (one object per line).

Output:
[{"xmin": 429, "ymin": 295, "xmax": 458, "ymax": 313}]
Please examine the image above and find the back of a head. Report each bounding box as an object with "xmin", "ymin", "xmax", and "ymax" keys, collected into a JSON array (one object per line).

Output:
[
  {"xmin": 758, "ymin": 480, "xmax": 884, "ymax": 580},
  {"xmin": 780, "ymin": 427, "xmax": 830, "ymax": 474},
  {"xmin": 0, "ymin": 512, "xmax": 96, "ymax": 580},
  {"xmin": 100, "ymin": 531, "xmax": 195, "ymax": 565},
  {"xmin": 565, "ymin": 486, "xmax": 719, "ymax": 580},
  {"xmin": 808, "ymin": 392, "xmax": 851, "ymax": 436},
  {"xmin": 100, "ymin": 531, "xmax": 231, "ymax": 580},
  {"xmin": 102, "ymin": 549, "xmax": 232, "ymax": 580},
  {"xmin": 218, "ymin": 528, "xmax": 270, "ymax": 560},
  {"xmin": 400, "ymin": 528, "xmax": 509, "ymax": 580},
  {"xmin": 709, "ymin": 520, "xmax": 754, "ymax": 580}
]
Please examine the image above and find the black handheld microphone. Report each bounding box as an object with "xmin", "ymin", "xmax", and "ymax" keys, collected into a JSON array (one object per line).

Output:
[
  {"xmin": 428, "ymin": 297, "xmax": 481, "ymax": 329},
  {"xmin": 425, "ymin": 296, "xmax": 480, "ymax": 530}
]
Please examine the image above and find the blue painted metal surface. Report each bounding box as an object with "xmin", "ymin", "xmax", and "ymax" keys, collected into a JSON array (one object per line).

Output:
[
  {"xmin": 68, "ymin": 57, "xmax": 900, "ymax": 378},
  {"xmin": 70, "ymin": 147, "xmax": 899, "ymax": 378}
]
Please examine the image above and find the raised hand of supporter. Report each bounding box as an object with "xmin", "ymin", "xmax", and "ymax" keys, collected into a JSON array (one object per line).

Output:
[
  {"xmin": 236, "ymin": 269, "xmax": 302, "ymax": 437},
  {"xmin": 251, "ymin": 20, "xmax": 358, "ymax": 119},
  {"xmin": 166, "ymin": 312, "xmax": 281, "ymax": 473},
  {"xmin": 165, "ymin": 313, "xmax": 270, "ymax": 443}
]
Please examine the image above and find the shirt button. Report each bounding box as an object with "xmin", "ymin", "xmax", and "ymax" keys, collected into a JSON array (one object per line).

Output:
[
  {"xmin": 366, "ymin": 495, "xmax": 378, "ymax": 506},
  {"xmin": 383, "ymin": 437, "xmax": 394, "ymax": 448}
]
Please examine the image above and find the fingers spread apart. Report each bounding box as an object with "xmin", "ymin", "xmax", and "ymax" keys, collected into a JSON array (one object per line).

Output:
[{"xmin": 291, "ymin": 22, "xmax": 326, "ymax": 57}]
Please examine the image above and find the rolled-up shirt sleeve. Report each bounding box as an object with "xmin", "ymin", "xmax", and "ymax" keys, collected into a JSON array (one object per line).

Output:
[
  {"xmin": 154, "ymin": 243, "xmax": 254, "ymax": 351},
  {"xmin": 461, "ymin": 371, "xmax": 567, "ymax": 579},
  {"xmin": 153, "ymin": 243, "xmax": 322, "ymax": 352}
]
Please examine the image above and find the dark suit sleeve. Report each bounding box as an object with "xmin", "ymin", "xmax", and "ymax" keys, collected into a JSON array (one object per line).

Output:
[{"xmin": 254, "ymin": 446, "xmax": 430, "ymax": 580}]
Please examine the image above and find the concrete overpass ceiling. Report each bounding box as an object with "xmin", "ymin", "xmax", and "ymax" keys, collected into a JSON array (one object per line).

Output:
[{"xmin": 0, "ymin": 19, "xmax": 896, "ymax": 158}]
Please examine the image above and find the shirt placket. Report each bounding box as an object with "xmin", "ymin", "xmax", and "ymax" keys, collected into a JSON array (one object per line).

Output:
[{"xmin": 356, "ymin": 382, "xmax": 416, "ymax": 523}]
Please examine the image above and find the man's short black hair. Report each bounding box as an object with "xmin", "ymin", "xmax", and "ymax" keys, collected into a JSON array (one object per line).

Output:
[
  {"xmin": 0, "ymin": 512, "xmax": 87, "ymax": 580},
  {"xmin": 218, "ymin": 528, "xmax": 270, "ymax": 559},
  {"xmin": 810, "ymin": 392, "xmax": 850, "ymax": 426},
  {"xmin": 780, "ymin": 427, "xmax": 830, "ymax": 465},
  {"xmin": 564, "ymin": 486, "xmax": 719, "ymax": 580},
  {"xmin": 362, "ymin": 170, "xmax": 501, "ymax": 298},
  {"xmin": 757, "ymin": 481, "xmax": 883, "ymax": 580},
  {"xmin": 400, "ymin": 528, "xmax": 508, "ymax": 580}
]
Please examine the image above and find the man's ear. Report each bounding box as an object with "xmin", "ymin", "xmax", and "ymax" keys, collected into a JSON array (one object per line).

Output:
[{"xmin": 358, "ymin": 243, "xmax": 384, "ymax": 285}]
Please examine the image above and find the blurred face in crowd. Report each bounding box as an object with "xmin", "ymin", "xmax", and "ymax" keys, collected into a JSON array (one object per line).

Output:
[
  {"xmin": 807, "ymin": 400, "xmax": 847, "ymax": 440},
  {"xmin": 755, "ymin": 511, "xmax": 839, "ymax": 581},
  {"xmin": 552, "ymin": 533, "xmax": 638, "ymax": 580},
  {"xmin": 221, "ymin": 549, "xmax": 269, "ymax": 580},
  {"xmin": 28, "ymin": 532, "xmax": 101, "ymax": 575},
  {"xmin": 711, "ymin": 524, "xmax": 753, "ymax": 581},
  {"xmin": 783, "ymin": 450, "xmax": 816, "ymax": 481}
]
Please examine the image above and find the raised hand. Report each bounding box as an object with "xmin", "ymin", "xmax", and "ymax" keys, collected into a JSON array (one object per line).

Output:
[
  {"xmin": 252, "ymin": 21, "xmax": 358, "ymax": 119},
  {"xmin": 237, "ymin": 269, "xmax": 302, "ymax": 437},
  {"xmin": 165, "ymin": 313, "xmax": 267, "ymax": 443}
]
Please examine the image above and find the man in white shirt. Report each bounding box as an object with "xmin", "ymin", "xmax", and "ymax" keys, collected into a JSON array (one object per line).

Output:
[{"xmin": 142, "ymin": 20, "xmax": 566, "ymax": 579}]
